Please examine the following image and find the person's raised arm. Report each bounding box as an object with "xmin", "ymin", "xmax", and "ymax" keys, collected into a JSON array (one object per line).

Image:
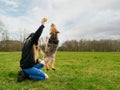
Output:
[{"xmin": 31, "ymin": 18, "xmax": 47, "ymax": 45}]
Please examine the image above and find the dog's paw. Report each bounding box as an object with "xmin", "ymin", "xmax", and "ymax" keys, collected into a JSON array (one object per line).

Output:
[
  {"xmin": 52, "ymin": 68, "xmax": 56, "ymax": 71},
  {"xmin": 46, "ymin": 69, "xmax": 49, "ymax": 71}
]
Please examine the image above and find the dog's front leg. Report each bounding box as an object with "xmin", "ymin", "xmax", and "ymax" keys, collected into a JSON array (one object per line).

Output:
[
  {"xmin": 44, "ymin": 58, "xmax": 49, "ymax": 71},
  {"xmin": 45, "ymin": 62, "xmax": 49, "ymax": 71}
]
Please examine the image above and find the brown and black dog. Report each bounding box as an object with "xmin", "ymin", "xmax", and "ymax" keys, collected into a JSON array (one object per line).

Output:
[{"xmin": 40, "ymin": 24, "xmax": 60, "ymax": 70}]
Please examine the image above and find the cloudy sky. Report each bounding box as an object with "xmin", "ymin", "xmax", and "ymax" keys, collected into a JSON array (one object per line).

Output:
[{"xmin": 0, "ymin": 0, "xmax": 120, "ymax": 43}]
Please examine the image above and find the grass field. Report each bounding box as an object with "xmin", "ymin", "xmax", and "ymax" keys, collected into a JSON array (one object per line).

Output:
[{"xmin": 0, "ymin": 52, "xmax": 120, "ymax": 90}]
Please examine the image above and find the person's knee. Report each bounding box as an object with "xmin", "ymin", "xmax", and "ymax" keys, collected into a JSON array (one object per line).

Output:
[
  {"xmin": 40, "ymin": 63, "xmax": 44, "ymax": 68},
  {"xmin": 45, "ymin": 73, "xmax": 49, "ymax": 79}
]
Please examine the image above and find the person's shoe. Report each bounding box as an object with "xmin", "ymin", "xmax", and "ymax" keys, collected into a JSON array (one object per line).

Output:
[
  {"xmin": 23, "ymin": 71, "xmax": 29, "ymax": 79},
  {"xmin": 17, "ymin": 70, "xmax": 29, "ymax": 82}
]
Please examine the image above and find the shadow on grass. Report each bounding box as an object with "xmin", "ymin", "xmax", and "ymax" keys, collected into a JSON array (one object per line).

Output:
[
  {"xmin": 8, "ymin": 71, "xmax": 17, "ymax": 77},
  {"xmin": 7, "ymin": 71, "xmax": 43, "ymax": 83},
  {"xmin": 6, "ymin": 71, "xmax": 18, "ymax": 82}
]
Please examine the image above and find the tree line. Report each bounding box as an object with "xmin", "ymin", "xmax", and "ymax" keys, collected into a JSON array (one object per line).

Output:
[
  {"xmin": 0, "ymin": 39, "xmax": 120, "ymax": 52},
  {"xmin": 0, "ymin": 40, "xmax": 22, "ymax": 51},
  {"xmin": 59, "ymin": 39, "xmax": 120, "ymax": 52}
]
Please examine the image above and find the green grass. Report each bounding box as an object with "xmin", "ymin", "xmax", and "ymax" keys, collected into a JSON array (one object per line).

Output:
[{"xmin": 0, "ymin": 52, "xmax": 120, "ymax": 90}]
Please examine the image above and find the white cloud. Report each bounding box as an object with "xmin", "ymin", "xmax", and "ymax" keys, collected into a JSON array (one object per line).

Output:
[
  {"xmin": 1, "ymin": 0, "xmax": 19, "ymax": 12},
  {"xmin": 3, "ymin": 0, "xmax": 18, "ymax": 6},
  {"xmin": 0, "ymin": 0, "xmax": 120, "ymax": 43}
]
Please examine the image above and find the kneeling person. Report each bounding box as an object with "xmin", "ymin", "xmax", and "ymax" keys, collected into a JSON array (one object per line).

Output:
[{"xmin": 17, "ymin": 18, "xmax": 48, "ymax": 82}]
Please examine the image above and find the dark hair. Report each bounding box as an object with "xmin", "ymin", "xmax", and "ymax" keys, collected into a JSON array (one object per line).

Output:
[
  {"xmin": 25, "ymin": 33, "xmax": 38, "ymax": 45},
  {"xmin": 26, "ymin": 33, "xmax": 34, "ymax": 40},
  {"xmin": 24, "ymin": 33, "xmax": 34, "ymax": 44}
]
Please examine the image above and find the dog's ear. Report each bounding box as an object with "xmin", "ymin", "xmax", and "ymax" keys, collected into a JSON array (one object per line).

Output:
[
  {"xmin": 56, "ymin": 31, "xmax": 60, "ymax": 33},
  {"xmin": 55, "ymin": 29, "xmax": 60, "ymax": 33}
]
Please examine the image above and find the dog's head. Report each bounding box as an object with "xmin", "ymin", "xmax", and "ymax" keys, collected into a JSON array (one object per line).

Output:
[
  {"xmin": 50, "ymin": 24, "xmax": 60, "ymax": 40},
  {"xmin": 50, "ymin": 24, "xmax": 60, "ymax": 33}
]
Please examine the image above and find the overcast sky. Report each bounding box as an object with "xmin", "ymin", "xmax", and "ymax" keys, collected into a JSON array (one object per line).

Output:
[{"xmin": 0, "ymin": 0, "xmax": 120, "ymax": 43}]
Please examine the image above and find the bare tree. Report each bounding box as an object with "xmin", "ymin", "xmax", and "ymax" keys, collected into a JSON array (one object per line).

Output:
[
  {"xmin": 0, "ymin": 20, "xmax": 5, "ymax": 41},
  {"xmin": 2, "ymin": 30, "xmax": 9, "ymax": 41}
]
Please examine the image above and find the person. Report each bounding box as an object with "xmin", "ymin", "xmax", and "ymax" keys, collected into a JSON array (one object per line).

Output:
[{"xmin": 17, "ymin": 18, "xmax": 49, "ymax": 82}]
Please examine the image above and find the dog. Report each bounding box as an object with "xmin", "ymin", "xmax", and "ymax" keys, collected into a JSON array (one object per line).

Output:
[{"xmin": 40, "ymin": 24, "xmax": 60, "ymax": 70}]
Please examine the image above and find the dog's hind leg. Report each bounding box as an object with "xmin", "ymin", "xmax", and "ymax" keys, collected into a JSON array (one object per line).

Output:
[{"xmin": 50, "ymin": 59, "xmax": 56, "ymax": 70}]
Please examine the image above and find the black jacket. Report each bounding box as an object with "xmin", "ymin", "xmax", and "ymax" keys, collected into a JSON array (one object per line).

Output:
[{"xmin": 20, "ymin": 25, "xmax": 44, "ymax": 69}]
